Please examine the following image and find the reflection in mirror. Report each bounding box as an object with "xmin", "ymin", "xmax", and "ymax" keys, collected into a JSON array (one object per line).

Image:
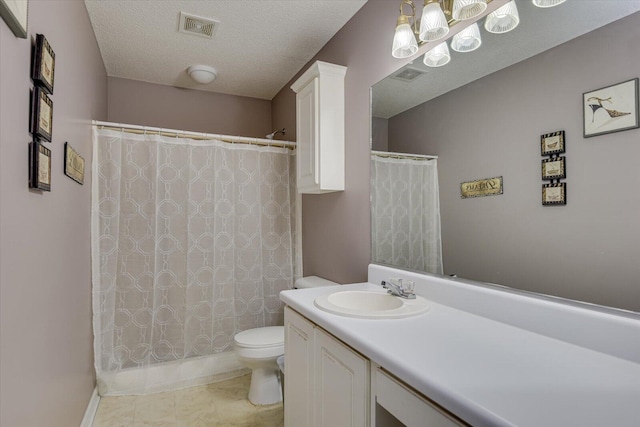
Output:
[
  {"xmin": 371, "ymin": 151, "xmax": 442, "ymax": 274},
  {"xmin": 371, "ymin": 2, "xmax": 640, "ymax": 312}
]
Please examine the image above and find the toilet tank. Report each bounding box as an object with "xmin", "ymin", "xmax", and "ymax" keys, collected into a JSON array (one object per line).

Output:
[{"xmin": 294, "ymin": 276, "xmax": 339, "ymax": 289}]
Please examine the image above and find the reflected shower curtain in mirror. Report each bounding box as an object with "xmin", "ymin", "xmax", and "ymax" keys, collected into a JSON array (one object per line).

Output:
[
  {"xmin": 91, "ymin": 128, "xmax": 299, "ymax": 395},
  {"xmin": 371, "ymin": 155, "xmax": 443, "ymax": 274}
]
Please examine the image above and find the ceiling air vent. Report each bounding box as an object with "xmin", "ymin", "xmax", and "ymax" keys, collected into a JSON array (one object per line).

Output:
[
  {"xmin": 178, "ymin": 12, "xmax": 220, "ymax": 39},
  {"xmin": 391, "ymin": 67, "xmax": 426, "ymax": 83}
]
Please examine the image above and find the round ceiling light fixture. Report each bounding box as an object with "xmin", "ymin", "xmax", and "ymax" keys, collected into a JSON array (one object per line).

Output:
[{"xmin": 187, "ymin": 65, "xmax": 217, "ymax": 84}]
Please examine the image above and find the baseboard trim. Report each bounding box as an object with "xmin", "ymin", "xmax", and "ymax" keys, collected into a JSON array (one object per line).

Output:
[{"xmin": 80, "ymin": 387, "xmax": 100, "ymax": 427}]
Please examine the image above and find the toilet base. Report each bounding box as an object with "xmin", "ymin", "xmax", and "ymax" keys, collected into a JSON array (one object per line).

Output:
[{"xmin": 248, "ymin": 366, "xmax": 282, "ymax": 405}]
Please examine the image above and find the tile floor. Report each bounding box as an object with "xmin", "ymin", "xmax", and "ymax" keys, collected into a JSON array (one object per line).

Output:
[{"xmin": 92, "ymin": 374, "xmax": 283, "ymax": 427}]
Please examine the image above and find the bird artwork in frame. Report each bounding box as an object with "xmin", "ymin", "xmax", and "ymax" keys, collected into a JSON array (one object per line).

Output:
[{"xmin": 583, "ymin": 78, "xmax": 639, "ymax": 138}]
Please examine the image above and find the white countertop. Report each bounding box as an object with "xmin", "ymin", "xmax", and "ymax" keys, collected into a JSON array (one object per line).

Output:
[{"xmin": 280, "ymin": 281, "xmax": 640, "ymax": 427}]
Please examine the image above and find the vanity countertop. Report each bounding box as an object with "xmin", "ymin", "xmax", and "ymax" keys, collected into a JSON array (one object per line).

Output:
[{"xmin": 280, "ymin": 281, "xmax": 640, "ymax": 427}]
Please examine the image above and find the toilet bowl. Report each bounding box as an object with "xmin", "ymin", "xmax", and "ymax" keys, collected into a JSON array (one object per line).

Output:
[
  {"xmin": 233, "ymin": 276, "xmax": 339, "ymax": 405},
  {"xmin": 234, "ymin": 326, "xmax": 285, "ymax": 405}
]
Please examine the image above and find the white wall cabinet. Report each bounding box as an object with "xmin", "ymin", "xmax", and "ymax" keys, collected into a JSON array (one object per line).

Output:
[
  {"xmin": 284, "ymin": 307, "xmax": 369, "ymax": 427},
  {"xmin": 291, "ymin": 61, "xmax": 347, "ymax": 194}
]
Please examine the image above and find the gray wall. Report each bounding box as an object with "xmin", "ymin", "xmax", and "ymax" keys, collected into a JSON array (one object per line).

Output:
[
  {"xmin": 387, "ymin": 12, "xmax": 640, "ymax": 312},
  {"xmin": 271, "ymin": 1, "xmax": 416, "ymax": 283},
  {"xmin": 108, "ymin": 76, "xmax": 273, "ymax": 138},
  {"xmin": 0, "ymin": 1, "xmax": 107, "ymax": 426},
  {"xmin": 371, "ymin": 117, "xmax": 389, "ymax": 152}
]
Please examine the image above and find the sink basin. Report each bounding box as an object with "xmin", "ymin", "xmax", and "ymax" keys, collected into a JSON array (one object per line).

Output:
[{"xmin": 314, "ymin": 290, "xmax": 430, "ymax": 319}]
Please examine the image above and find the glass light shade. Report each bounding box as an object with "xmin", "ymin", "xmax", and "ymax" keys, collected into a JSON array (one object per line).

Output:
[
  {"xmin": 423, "ymin": 42, "xmax": 451, "ymax": 67},
  {"xmin": 452, "ymin": 0, "xmax": 487, "ymax": 21},
  {"xmin": 392, "ymin": 21, "xmax": 419, "ymax": 58},
  {"xmin": 450, "ymin": 23, "xmax": 482, "ymax": 53},
  {"xmin": 532, "ymin": 0, "xmax": 567, "ymax": 8},
  {"xmin": 485, "ymin": 1, "xmax": 520, "ymax": 34},
  {"xmin": 419, "ymin": 2, "xmax": 449, "ymax": 42}
]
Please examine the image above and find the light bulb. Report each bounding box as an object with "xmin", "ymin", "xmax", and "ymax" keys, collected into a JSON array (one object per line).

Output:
[
  {"xmin": 485, "ymin": 1, "xmax": 520, "ymax": 34},
  {"xmin": 392, "ymin": 16, "xmax": 419, "ymax": 58},
  {"xmin": 452, "ymin": 0, "xmax": 487, "ymax": 21},
  {"xmin": 419, "ymin": 2, "xmax": 449, "ymax": 42},
  {"xmin": 532, "ymin": 0, "xmax": 567, "ymax": 8},
  {"xmin": 451, "ymin": 23, "xmax": 482, "ymax": 53},
  {"xmin": 423, "ymin": 42, "xmax": 451, "ymax": 67}
]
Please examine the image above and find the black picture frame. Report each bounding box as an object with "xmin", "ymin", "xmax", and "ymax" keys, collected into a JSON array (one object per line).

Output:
[
  {"xmin": 29, "ymin": 141, "xmax": 51, "ymax": 191},
  {"xmin": 30, "ymin": 87, "xmax": 53, "ymax": 142},
  {"xmin": 32, "ymin": 33, "xmax": 55, "ymax": 94},
  {"xmin": 540, "ymin": 131, "xmax": 565, "ymax": 156},
  {"xmin": 542, "ymin": 183, "xmax": 566, "ymax": 206},
  {"xmin": 541, "ymin": 157, "xmax": 566, "ymax": 181},
  {"xmin": 583, "ymin": 78, "xmax": 639, "ymax": 138},
  {"xmin": 64, "ymin": 142, "xmax": 85, "ymax": 185}
]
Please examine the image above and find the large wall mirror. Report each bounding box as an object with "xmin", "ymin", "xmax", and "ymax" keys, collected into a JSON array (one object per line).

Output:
[{"xmin": 371, "ymin": 1, "xmax": 640, "ymax": 313}]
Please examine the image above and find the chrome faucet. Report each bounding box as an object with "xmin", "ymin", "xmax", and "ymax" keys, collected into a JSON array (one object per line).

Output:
[{"xmin": 381, "ymin": 279, "xmax": 416, "ymax": 299}]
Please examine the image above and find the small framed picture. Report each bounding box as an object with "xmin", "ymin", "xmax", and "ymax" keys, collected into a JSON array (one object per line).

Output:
[
  {"xmin": 541, "ymin": 157, "xmax": 566, "ymax": 180},
  {"xmin": 540, "ymin": 131, "xmax": 565, "ymax": 156},
  {"xmin": 542, "ymin": 183, "xmax": 566, "ymax": 206},
  {"xmin": 64, "ymin": 142, "xmax": 85, "ymax": 185},
  {"xmin": 583, "ymin": 78, "xmax": 639, "ymax": 138},
  {"xmin": 30, "ymin": 87, "xmax": 53, "ymax": 142},
  {"xmin": 32, "ymin": 33, "xmax": 55, "ymax": 94},
  {"xmin": 29, "ymin": 141, "xmax": 51, "ymax": 191}
]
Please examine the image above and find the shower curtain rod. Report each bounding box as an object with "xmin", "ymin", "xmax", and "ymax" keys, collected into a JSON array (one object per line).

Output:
[
  {"xmin": 92, "ymin": 121, "xmax": 297, "ymax": 150},
  {"xmin": 371, "ymin": 150, "xmax": 437, "ymax": 160}
]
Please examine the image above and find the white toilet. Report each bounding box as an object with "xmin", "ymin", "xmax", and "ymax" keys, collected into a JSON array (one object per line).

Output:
[{"xmin": 233, "ymin": 276, "xmax": 338, "ymax": 405}]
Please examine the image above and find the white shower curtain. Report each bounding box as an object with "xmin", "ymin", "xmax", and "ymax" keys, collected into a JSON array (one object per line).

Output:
[
  {"xmin": 371, "ymin": 155, "xmax": 443, "ymax": 274},
  {"xmin": 91, "ymin": 127, "xmax": 300, "ymax": 395}
]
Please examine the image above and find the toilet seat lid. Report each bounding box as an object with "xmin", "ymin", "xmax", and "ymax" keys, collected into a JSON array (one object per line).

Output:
[{"xmin": 234, "ymin": 326, "xmax": 284, "ymax": 348}]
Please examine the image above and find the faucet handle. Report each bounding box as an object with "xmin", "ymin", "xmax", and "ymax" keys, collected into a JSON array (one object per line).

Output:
[{"xmin": 401, "ymin": 280, "xmax": 415, "ymax": 295}]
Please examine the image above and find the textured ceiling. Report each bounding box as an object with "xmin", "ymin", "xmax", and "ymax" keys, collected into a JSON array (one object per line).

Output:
[
  {"xmin": 373, "ymin": 1, "xmax": 640, "ymax": 119},
  {"xmin": 85, "ymin": 0, "xmax": 367, "ymax": 100}
]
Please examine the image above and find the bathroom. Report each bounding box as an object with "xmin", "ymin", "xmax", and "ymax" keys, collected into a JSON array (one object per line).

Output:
[{"xmin": 1, "ymin": 1, "xmax": 639, "ymax": 426}]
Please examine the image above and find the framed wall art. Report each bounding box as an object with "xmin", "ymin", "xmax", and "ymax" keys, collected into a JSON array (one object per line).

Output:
[
  {"xmin": 32, "ymin": 34, "xmax": 55, "ymax": 94},
  {"xmin": 542, "ymin": 157, "xmax": 566, "ymax": 181},
  {"xmin": 542, "ymin": 183, "xmax": 566, "ymax": 206},
  {"xmin": 583, "ymin": 78, "xmax": 639, "ymax": 138},
  {"xmin": 30, "ymin": 87, "xmax": 53, "ymax": 141},
  {"xmin": 64, "ymin": 142, "xmax": 85, "ymax": 185},
  {"xmin": 29, "ymin": 141, "xmax": 51, "ymax": 191},
  {"xmin": 540, "ymin": 131, "xmax": 565, "ymax": 156},
  {"xmin": 0, "ymin": 0, "xmax": 28, "ymax": 38}
]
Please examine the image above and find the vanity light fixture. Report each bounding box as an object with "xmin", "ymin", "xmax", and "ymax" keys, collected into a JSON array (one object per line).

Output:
[
  {"xmin": 391, "ymin": 0, "xmax": 489, "ymax": 59},
  {"xmin": 451, "ymin": 23, "xmax": 482, "ymax": 52},
  {"xmin": 423, "ymin": 41, "xmax": 451, "ymax": 67},
  {"xmin": 532, "ymin": 0, "xmax": 567, "ymax": 8},
  {"xmin": 485, "ymin": 0, "xmax": 519, "ymax": 34}
]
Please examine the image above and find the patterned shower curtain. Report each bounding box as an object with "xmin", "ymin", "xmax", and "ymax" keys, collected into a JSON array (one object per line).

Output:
[
  {"xmin": 91, "ymin": 127, "xmax": 299, "ymax": 395},
  {"xmin": 371, "ymin": 155, "xmax": 443, "ymax": 274}
]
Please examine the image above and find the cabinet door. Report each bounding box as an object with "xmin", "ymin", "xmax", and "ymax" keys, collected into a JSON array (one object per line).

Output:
[
  {"xmin": 296, "ymin": 77, "xmax": 319, "ymax": 193},
  {"xmin": 284, "ymin": 307, "xmax": 315, "ymax": 427},
  {"xmin": 314, "ymin": 328, "xmax": 370, "ymax": 427}
]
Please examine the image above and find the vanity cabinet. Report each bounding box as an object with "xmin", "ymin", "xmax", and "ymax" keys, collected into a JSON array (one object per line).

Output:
[
  {"xmin": 284, "ymin": 307, "xmax": 369, "ymax": 427},
  {"xmin": 284, "ymin": 306, "xmax": 467, "ymax": 427},
  {"xmin": 290, "ymin": 61, "xmax": 347, "ymax": 194}
]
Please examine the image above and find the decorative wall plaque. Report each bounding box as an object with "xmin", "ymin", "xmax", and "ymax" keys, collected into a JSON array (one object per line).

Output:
[
  {"xmin": 64, "ymin": 142, "xmax": 84, "ymax": 184},
  {"xmin": 540, "ymin": 131, "xmax": 565, "ymax": 156},
  {"xmin": 460, "ymin": 176, "xmax": 503, "ymax": 199}
]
